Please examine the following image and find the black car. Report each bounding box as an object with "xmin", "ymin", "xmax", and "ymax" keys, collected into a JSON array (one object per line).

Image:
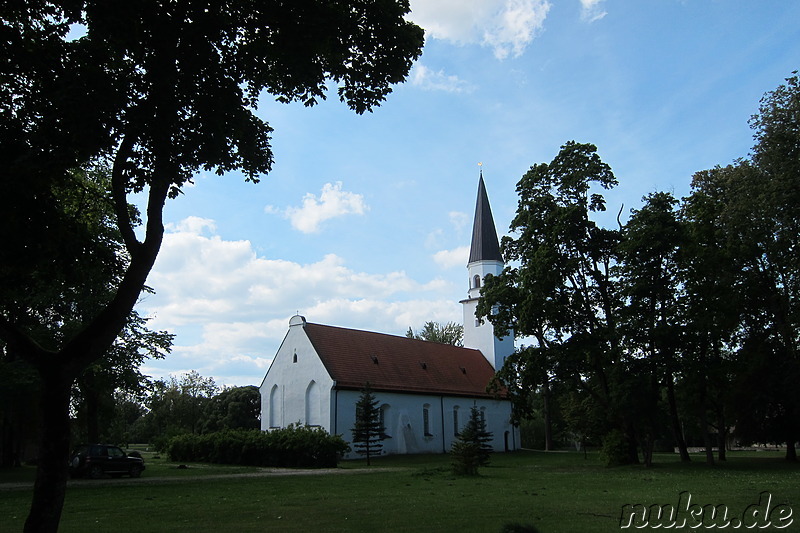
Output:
[{"xmin": 69, "ymin": 444, "xmax": 145, "ymax": 479}]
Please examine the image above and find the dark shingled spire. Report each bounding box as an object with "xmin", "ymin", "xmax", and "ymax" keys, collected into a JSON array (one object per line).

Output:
[{"xmin": 468, "ymin": 172, "xmax": 503, "ymax": 263}]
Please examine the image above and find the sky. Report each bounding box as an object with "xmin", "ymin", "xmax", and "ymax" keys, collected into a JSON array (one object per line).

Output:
[{"xmin": 135, "ymin": 0, "xmax": 800, "ymax": 388}]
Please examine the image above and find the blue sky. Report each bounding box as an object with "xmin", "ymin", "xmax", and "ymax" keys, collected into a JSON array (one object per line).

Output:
[{"xmin": 136, "ymin": 0, "xmax": 800, "ymax": 387}]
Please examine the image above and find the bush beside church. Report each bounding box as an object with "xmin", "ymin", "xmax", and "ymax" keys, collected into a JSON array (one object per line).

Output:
[{"xmin": 166, "ymin": 426, "xmax": 350, "ymax": 468}]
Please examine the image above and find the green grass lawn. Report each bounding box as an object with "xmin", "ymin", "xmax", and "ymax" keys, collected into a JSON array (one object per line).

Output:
[{"xmin": 1, "ymin": 451, "xmax": 798, "ymax": 532}]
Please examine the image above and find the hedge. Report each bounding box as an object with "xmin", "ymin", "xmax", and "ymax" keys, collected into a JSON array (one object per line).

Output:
[{"xmin": 166, "ymin": 426, "xmax": 350, "ymax": 468}]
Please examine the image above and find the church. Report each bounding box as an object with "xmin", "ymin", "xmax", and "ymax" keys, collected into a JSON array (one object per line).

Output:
[{"xmin": 259, "ymin": 175, "xmax": 520, "ymax": 457}]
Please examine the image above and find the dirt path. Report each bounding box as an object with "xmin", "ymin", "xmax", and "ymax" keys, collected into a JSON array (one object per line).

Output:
[{"xmin": 0, "ymin": 466, "xmax": 406, "ymax": 492}]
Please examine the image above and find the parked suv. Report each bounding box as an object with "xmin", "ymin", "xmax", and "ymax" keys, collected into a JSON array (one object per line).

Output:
[{"xmin": 69, "ymin": 445, "xmax": 145, "ymax": 479}]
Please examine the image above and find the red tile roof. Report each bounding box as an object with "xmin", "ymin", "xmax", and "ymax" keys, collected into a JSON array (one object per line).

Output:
[{"xmin": 303, "ymin": 322, "xmax": 500, "ymax": 398}]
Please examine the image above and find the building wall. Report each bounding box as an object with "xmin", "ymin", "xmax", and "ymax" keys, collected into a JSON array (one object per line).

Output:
[
  {"xmin": 332, "ymin": 389, "xmax": 520, "ymax": 459},
  {"xmin": 259, "ymin": 317, "xmax": 335, "ymax": 431},
  {"xmin": 259, "ymin": 316, "xmax": 522, "ymax": 458}
]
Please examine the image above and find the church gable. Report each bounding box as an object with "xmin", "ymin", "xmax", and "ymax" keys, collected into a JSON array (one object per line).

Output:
[
  {"xmin": 260, "ymin": 316, "xmax": 335, "ymax": 428},
  {"xmin": 303, "ymin": 322, "xmax": 498, "ymax": 397}
]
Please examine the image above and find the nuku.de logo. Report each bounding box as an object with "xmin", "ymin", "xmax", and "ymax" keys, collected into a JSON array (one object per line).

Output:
[{"xmin": 619, "ymin": 491, "xmax": 793, "ymax": 529}]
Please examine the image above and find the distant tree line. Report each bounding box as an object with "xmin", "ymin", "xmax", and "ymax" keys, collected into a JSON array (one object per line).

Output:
[
  {"xmin": 478, "ymin": 72, "xmax": 800, "ymax": 465},
  {"xmin": 97, "ymin": 371, "xmax": 261, "ymax": 452}
]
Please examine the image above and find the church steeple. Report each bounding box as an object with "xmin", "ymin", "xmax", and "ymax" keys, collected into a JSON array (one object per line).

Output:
[
  {"xmin": 461, "ymin": 171, "xmax": 514, "ymax": 370},
  {"xmin": 468, "ymin": 172, "xmax": 503, "ymax": 264}
]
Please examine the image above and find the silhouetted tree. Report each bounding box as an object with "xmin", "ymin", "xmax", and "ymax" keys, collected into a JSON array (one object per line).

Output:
[{"xmin": 1, "ymin": 3, "xmax": 423, "ymax": 530}]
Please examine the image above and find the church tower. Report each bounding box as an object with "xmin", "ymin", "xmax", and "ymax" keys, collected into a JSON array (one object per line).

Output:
[{"xmin": 461, "ymin": 172, "xmax": 515, "ymax": 370}]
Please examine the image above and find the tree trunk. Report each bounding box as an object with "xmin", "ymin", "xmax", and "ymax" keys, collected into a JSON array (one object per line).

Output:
[
  {"xmin": 542, "ymin": 378, "xmax": 553, "ymax": 451},
  {"xmin": 786, "ymin": 437, "xmax": 797, "ymax": 462},
  {"xmin": 641, "ymin": 433, "xmax": 654, "ymax": 468},
  {"xmin": 626, "ymin": 421, "xmax": 640, "ymax": 465},
  {"xmin": 1, "ymin": 411, "xmax": 17, "ymax": 468},
  {"xmin": 24, "ymin": 369, "xmax": 73, "ymax": 533},
  {"xmin": 716, "ymin": 408, "xmax": 727, "ymax": 462},
  {"xmin": 82, "ymin": 371, "xmax": 101, "ymax": 444},
  {"xmin": 666, "ymin": 374, "xmax": 690, "ymax": 462},
  {"xmin": 699, "ymin": 379, "xmax": 715, "ymax": 466}
]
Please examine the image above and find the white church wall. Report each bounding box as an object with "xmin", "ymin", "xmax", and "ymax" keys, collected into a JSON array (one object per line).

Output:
[
  {"xmin": 331, "ymin": 390, "xmax": 519, "ymax": 459},
  {"xmin": 259, "ymin": 318, "xmax": 335, "ymax": 431}
]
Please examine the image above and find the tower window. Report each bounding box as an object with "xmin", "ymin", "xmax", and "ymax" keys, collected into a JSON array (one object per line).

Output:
[{"xmin": 473, "ymin": 274, "xmax": 481, "ymax": 288}]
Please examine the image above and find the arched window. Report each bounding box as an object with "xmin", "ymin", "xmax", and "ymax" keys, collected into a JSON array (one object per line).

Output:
[
  {"xmin": 423, "ymin": 404, "xmax": 432, "ymax": 436},
  {"xmin": 292, "ymin": 351, "xmax": 298, "ymax": 363},
  {"xmin": 453, "ymin": 406, "xmax": 460, "ymax": 437},
  {"xmin": 269, "ymin": 385, "xmax": 279, "ymax": 428},
  {"xmin": 305, "ymin": 381, "xmax": 320, "ymax": 426},
  {"xmin": 380, "ymin": 404, "xmax": 390, "ymax": 437},
  {"xmin": 473, "ymin": 274, "xmax": 481, "ymax": 288}
]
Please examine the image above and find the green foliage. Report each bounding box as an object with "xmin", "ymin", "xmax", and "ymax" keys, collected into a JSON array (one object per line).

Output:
[
  {"xmin": 201, "ymin": 385, "xmax": 261, "ymax": 434},
  {"xmin": 451, "ymin": 406, "xmax": 493, "ymax": 475},
  {"xmin": 351, "ymin": 385, "xmax": 385, "ymax": 465},
  {"xmin": 450, "ymin": 440, "xmax": 481, "ymax": 476},
  {"xmin": 478, "ymin": 141, "xmax": 632, "ymax": 461},
  {"xmin": 166, "ymin": 427, "xmax": 349, "ymax": 468},
  {"xmin": 478, "ymin": 75, "xmax": 800, "ymax": 466},
  {"xmin": 2, "ymin": 3, "xmax": 423, "ymax": 528},
  {"xmin": 599, "ymin": 429, "xmax": 632, "ymax": 467},
  {"xmin": 406, "ymin": 321, "xmax": 464, "ymax": 346},
  {"xmin": 134, "ymin": 370, "xmax": 220, "ymax": 443}
]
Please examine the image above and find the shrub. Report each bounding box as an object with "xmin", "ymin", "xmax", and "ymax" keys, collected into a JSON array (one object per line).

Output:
[
  {"xmin": 451, "ymin": 441, "xmax": 481, "ymax": 475},
  {"xmin": 165, "ymin": 426, "xmax": 350, "ymax": 468},
  {"xmin": 600, "ymin": 429, "xmax": 631, "ymax": 466}
]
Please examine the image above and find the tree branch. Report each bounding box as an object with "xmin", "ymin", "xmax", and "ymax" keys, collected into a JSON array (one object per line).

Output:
[
  {"xmin": 111, "ymin": 134, "xmax": 140, "ymax": 255},
  {"xmin": 0, "ymin": 315, "xmax": 53, "ymax": 369}
]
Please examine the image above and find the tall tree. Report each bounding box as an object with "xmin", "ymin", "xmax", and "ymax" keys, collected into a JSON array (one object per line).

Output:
[
  {"xmin": 678, "ymin": 166, "xmax": 743, "ymax": 464},
  {"xmin": 478, "ymin": 142, "xmax": 636, "ymax": 462},
  {"xmin": 351, "ymin": 384, "xmax": 385, "ymax": 466},
  {"xmin": 406, "ymin": 321, "xmax": 464, "ymax": 346},
  {"xmin": 743, "ymin": 71, "xmax": 800, "ymax": 460},
  {"xmin": 617, "ymin": 192, "xmax": 690, "ymax": 463},
  {"xmin": 0, "ymin": 163, "xmax": 145, "ymax": 464},
  {"xmin": 1, "ymin": 3, "xmax": 423, "ymax": 530}
]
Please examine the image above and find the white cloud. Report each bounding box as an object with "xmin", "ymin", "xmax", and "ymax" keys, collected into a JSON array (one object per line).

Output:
[
  {"xmin": 411, "ymin": 64, "xmax": 474, "ymax": 93},
  {"xmin": 139, "ymin": 218, "xmax": 461, "ymax": 385},
  {"xmin": 265, "ymin": 182, "xmax": 368, "ymax": 233},
  {"xmin": 580, "ymin": 0, "xmax": 607, "ymax": 22},
  {"xmin": 409, "ymin": 0, "xmax": 551, "ymax": 59},
  {"xmin": 449, "ymin": 211, "xmax": 470, "ymax": 232},
  {"xmin": 433, "ymin": 246, "xmax": 470, "ymax": 269}
]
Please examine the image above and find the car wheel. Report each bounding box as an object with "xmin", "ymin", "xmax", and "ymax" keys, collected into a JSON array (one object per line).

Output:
[
  {"xmin": 129, "ymin": 465, "xmax": 143, "ymax": 478},
  {"xmin": 88, "ymin": 465, "xmax": 105, "ymax": 479}
]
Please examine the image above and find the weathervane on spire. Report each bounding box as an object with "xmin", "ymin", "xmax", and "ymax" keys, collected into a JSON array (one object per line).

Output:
[{"xmin": 478, "ymin": 161, "xmax": 483, "ymax": 178}]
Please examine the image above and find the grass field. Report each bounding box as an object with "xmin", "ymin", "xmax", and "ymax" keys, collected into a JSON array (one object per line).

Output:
[{"xmin": 1, "ymin": 450, "xmax": 798, "ymax": 532}]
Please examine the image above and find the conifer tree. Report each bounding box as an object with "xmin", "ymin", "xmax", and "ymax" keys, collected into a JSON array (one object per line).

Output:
[
  {"xmin": 350, "ymin": 384, "xmax": 385, "ymax": 466},
  {"xmin": 451, "ymin": 405, "xmax": 494, "ymax": 474}
]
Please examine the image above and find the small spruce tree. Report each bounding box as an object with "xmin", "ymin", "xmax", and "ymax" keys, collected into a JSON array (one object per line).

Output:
[
  {"xmin": 451, "ymin": 405, "xmax": 494, "ymax": 475},
  {"xmin": 350, "ymin": 384, "xmax": 385, "ymax": 466}
]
